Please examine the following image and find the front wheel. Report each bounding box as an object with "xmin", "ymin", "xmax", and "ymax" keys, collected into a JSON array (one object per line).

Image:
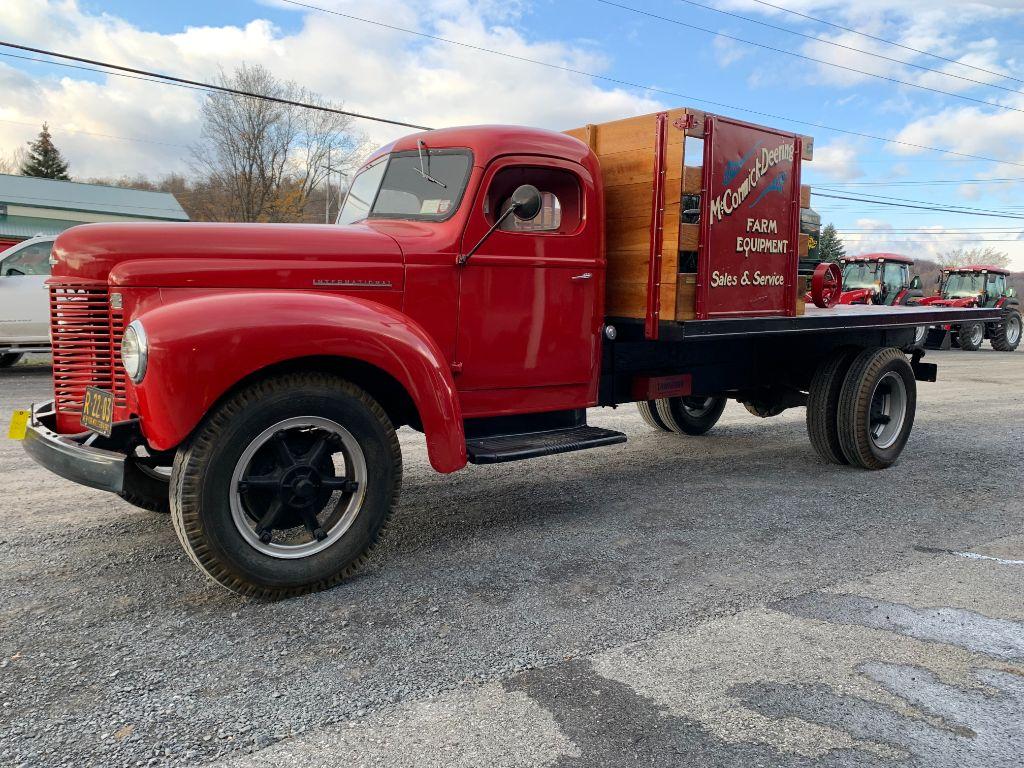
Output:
[
  {"xmin": 170, "ymin": 373, "xmax": 402, "ymax": 598},
  {"xmin": 990, "ymin": 310, "xmax": 1021, "ymax": 352},
  {"xmin": 956, "ymin": 322, "xmax": 984, "ymax": 351}
]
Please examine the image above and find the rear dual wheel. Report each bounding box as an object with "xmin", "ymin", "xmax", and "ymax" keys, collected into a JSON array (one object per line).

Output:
[
  {"xmin": 636, "ymin": 395, "xmax": 727, "ymax": 435},
  {"xmin": 807, "ymin": 347, "xmax": 916, "ymax": 469},
  {"xmin": 170, "ymin": 373, "xmax": 402, "ymax": 598}
]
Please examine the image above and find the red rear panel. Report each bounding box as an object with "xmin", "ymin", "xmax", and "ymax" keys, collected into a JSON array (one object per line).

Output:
[{"xmin": 696, "ymin": 115, "xmax": 802, "ymax": 319}]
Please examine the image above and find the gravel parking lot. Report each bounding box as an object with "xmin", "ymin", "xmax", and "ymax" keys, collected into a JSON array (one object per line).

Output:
[{"xmin": 1, "ymin": 349, "xmax": 1022, "ymax": 767}]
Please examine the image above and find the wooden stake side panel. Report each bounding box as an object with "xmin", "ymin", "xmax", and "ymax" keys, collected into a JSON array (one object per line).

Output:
[{"xmin": 566, "ymin": 109, "xmax": 810, "ymax": 323}]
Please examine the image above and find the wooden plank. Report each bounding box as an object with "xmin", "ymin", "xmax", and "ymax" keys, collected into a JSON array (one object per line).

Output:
[
  {"xmin": 605, "ymin": 182, "xmax": 681, "ymax": 223},
  {"xmin": 674, "ymin": 273, "xmax": 697, "ymax": 321},
  {"xmin": 606, "ymin": 280, "xmax": 649, "ymax": 318},
  {"xmin": 801, "ymin": 136, "xmax": 814, "ymax": 161},
  {"xmin": 686, "ymin": 109, "xmax": 706, "ymax": 139},
  {"xmin": 799, "ymin": 233, "xmax": 809, "ymax": 258},
  {"xmin": 800, "ymin": 185, "xmax": 811, "ymax": 209},
  {"xmin": 680, "ymin": 223, "xmax": 699, "ymax": 251},
  {"xmin": 682, "ymin": 166, "xmax": 702, "ymax": 195}
]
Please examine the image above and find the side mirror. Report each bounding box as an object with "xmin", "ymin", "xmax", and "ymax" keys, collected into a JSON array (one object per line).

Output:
[
  {"xmin": 509, "ymin": 184, "xmax": 542, "ymax": 221},
  {"xmin": 458, "ymin": 184, "xmax": 544, "ymax": 266},
  {"xmin": 909, "ymin": 275, "xmax": 922, "ymax": 290}
]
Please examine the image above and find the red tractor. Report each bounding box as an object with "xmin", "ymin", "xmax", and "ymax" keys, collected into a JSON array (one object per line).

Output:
[
  {"xmin": 805, "ymin": 253, "xmax": 928, "ymax": 347},
  {"xmin": 917, "ymin": 266, "xmax": 1021, "ymax": 351}
]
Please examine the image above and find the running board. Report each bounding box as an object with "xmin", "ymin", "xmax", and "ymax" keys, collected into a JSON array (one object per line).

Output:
[{"xmin": 465, "ymin": 425, "xmax": 627, "ymax": 465}]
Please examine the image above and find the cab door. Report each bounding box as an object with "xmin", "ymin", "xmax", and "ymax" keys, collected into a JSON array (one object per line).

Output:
[
  {"xmin": 454, "ymin": 157, "xmax": 602, "ymax": 396},
  {"xmin": 0, "ymin": 239, "xmax": 53, "ymax": 343}
]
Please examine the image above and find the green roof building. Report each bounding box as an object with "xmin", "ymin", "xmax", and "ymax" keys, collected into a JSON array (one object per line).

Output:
[{"xmin": 0, "ymin": 174, "xmax": 188, "ymax": 250}]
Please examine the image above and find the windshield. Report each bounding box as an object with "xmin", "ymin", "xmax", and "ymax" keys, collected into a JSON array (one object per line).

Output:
[
  {"xmin": 842, "ymin": 262, "xmax": 879, "ymax": 290},
  {"xmin": 943, "ymin": 272, "xmax": 985, "ymax": 298},
  {"xmin": 337, "ymin": 149, "xmax": 472, "ymax": 225}
]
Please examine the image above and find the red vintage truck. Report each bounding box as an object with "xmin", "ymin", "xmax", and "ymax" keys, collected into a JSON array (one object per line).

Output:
[{"xmin": 16, "ymin": 109, "xmax": 999, "ymax": 597}]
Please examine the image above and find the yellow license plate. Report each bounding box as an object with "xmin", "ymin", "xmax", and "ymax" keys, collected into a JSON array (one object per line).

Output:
[
  {"xmin": 8, "ymin": 410, "xmax": 30, "ymax": 440},
  {"xmin": 81, "ymin": 387, "xmax": 115, "ymax": 437}
]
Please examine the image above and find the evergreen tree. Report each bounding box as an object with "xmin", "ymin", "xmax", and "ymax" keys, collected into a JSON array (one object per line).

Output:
[
  {"xmin": 818, "ymin": 223, "xmax": 846, "ymax": 263},
  {"xmin": 20, "ymin": 123, "xmax": 70, "ymax": 180}
]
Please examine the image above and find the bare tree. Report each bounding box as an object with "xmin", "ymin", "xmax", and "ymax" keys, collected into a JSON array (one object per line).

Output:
[
  {"xmin": 190, "ymin": 64, "xmax": 367, "ymax": 222},
  {"xmin": 935, "ymin": 246, "xmax": 1011, "ymax": 269},
  {"xmin": 0, "ymin": 147, "xmax": 27, "ymax": 175}
]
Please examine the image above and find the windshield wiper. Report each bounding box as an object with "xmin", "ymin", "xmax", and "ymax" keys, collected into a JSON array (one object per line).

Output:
[{"xmin": 416, "ymin": 139, "xmax": 447, "ymax": 189}]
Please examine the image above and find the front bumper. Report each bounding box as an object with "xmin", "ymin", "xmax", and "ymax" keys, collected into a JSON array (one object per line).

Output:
[{"xmin": 22, "ymin": 401, "xmax": 127, "ymax": 494}]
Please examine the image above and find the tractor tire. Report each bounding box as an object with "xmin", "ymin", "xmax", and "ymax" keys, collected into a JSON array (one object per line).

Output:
[
  {"xmin": 990, "ymin": 310, "xmax": 1022, "ymax": 352},
  {"xmin": 0, "ymin": 353, "xmax": 23, "ymax": 368},
  {"xmin": 170, "ymin": 372, "xmax": 402, "ymax": 599},
  {"xmin": 956, "ymin": 322, "xmax": 984, "ymax": 351},
  {"xmin": 837, "ymin": 347, "xmax": 916, "ymax": 470},
  {"xmin": 806, "ymin": 348, "xmax": 858, "ymax": 465},
  {"xmin": 636, "ymin": 401, "xmax": 672, "ymax": 432},
  {"xmin": 655, "ymin": 395, "xmax": 727, "ymax": 436},
  {"xmin": 118, "ymin": 460, "xmax": 171, "ymax": 513}
]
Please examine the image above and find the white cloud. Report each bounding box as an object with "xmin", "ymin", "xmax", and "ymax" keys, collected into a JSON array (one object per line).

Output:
[
  {"xmin": 0, "ymin": 0, "xmax": 662, "ymax": 178},
  {"xmin": 806, "ymin": 139, "xmax": 864, "ymax": 181}
]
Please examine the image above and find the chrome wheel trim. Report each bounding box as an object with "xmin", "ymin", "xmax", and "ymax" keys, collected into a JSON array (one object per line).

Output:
[
  {"xmin": 1007, "ymin": 315, "xmax": 1022, "ymax": 345},
  {"xmin": 914, "ymin": 325, "xmax": 927, "ymax": 345},
  {"xmin": 869, "ymin": 372, "xmax": 907, "ymax": 450},
  {"xmin": 680, "ymin": 396, "xmax": 716, "ymax": 418},
  {"xmin": 229, "ymin": 416, "xmax": 368, "ymax": 560},
  {"xmin": 968, "ymin": 324, "xmax": 983, "ymax": 346}
]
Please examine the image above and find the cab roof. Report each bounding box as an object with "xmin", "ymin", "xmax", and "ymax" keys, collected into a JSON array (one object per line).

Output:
[
  {"xmin": 365, "ymin": 125, "xmax": 594, "ymax": 169},
  {"xmin": 843, "ymin": 253, "xmax": 914, "ymax": 265},
  {"xmin": 944, "ymin": 265, "xmax": 1010, "ymax": 275}
]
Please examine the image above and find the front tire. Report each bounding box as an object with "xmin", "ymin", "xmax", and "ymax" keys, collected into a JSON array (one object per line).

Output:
[
  {"xmin": 170, "ymin": 373, "xmax": 402, "ymax": 598},
  {"xmin": 990, "ymin": 310, "xmax": 1022, "ymax": 352},
  {"xmin": 119, "ymin": 458, "xmax": 171, "ymax": 513},
  {"xmin": 0, "ymin": 353, "xmax": 23, "ymax": 368},
  {"xmin": 837, "ymin": 347, "xmax": 917, "ymax": 469},
  {"xmin": 956, "ymin": 322, "xmax": 984, "ymax": 351}
]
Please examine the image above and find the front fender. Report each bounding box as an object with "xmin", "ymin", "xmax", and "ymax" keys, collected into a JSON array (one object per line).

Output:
[{"xmin": 133, "ymin": 291, "xmax": 466, "ymax": 473}]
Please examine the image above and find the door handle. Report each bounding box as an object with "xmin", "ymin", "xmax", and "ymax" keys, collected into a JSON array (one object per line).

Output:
[{"xmin": 571, "ymin": 272, "xmax": 593, "ymax": 281}]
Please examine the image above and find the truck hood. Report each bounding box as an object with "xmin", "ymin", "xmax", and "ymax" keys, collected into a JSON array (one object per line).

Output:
[{"xmin": 51, "ymin": 222, "xmax": 404, "ymax": 290}]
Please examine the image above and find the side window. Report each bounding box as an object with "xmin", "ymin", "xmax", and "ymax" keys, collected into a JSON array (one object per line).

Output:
[
  {"xmin": 485, "ymin": 166, "xmax": 582, "ymax": 235},
  {"xmin": 988, "ymin": 274, "xmax": 1005, "ymax": 295},
  {"xmin": 1, "ymin": 241, "xmax": 52, "ymax": 277},
  {"xmin": 881, "ymin": 263, "xmax": 905, "ymax": 292}
]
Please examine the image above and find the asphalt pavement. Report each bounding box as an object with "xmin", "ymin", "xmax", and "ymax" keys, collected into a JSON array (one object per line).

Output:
[{"xmin": 0, "ymin": 349, "xmax": 1021, "ymax": 767}]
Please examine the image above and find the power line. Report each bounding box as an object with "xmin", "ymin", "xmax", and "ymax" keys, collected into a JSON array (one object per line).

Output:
[
  {"xmin": 745, "ymin": 0, "xmax": 1023, "ymax": 85},
  {"xmin": 0, "ymin": 116, "xmax": 191, "ymax": 150},
  {"xmin": 814, "ymin": 177, "xmax": 1024, "ymax": 187},
  {"xmin": 0, "ymin": 40, "xmax": 432, "ymax": 130},
  {"xmin": 814, "ymin": 192, "xmax": 1024, "ymax": 220},
  {"xmin": 671, "ymin": 0, "xmax": 1024, "ymax": 97},
  {"xmin": 275, "ymin": 0, "xmax": 1024, "ymax": 169},
  {"xmin": 815, "ymin": 188, "xmax": 1024, "ymax": 216},
  {"xmin": 596, "ymin": 1, "xmax": 1024, "ymax": 117}
]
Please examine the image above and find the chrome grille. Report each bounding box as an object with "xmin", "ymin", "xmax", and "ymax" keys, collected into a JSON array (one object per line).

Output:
[{"xmin": 50, "ymin": 284, "xmax": 127, "ymax": 414}]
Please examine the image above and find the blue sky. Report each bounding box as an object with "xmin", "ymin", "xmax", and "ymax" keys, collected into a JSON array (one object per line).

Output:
[{"xmin": 2, "ymin": 0, "xmax": 1023, "ymax": 266}]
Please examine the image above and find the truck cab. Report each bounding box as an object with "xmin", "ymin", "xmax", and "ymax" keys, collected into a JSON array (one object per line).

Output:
[{"xmin": 835, "ymin": 254, "xmax": 922, "ymax": 306}]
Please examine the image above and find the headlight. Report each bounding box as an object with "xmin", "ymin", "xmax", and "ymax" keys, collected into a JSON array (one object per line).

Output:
[{"xmin": 121, "ymin": 320, "xmax": 148, "ymax": 383}]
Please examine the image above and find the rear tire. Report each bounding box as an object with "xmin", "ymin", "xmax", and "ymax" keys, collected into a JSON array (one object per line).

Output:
[
  {"xmin": 837, "ymin": 347, "xmax": 916, "ymax": 470},
  {"xmin": 636, "ymin": 401, "xmax": 672, "ymax": 432},
  {"xmin": 655, "ymin": 395, "xmax": 727, "ymax": 436},
  {"xmin": 990, "ymin": 310, "xmax": 1021, "ymax": 352},
  {"xmin": 806, "ymin": 348, "xmax": 859, "ymax": 465},
  {"xmin": 956, "ymin": 322, "xmax": 984, "ymax": 351},
  {"xmin": 170, "ymin": 373, "xmax": 402, "ymax": 598},
  {"xmin": 0, "ymin": 353, "xmax": 23, "ymax": 368}
]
